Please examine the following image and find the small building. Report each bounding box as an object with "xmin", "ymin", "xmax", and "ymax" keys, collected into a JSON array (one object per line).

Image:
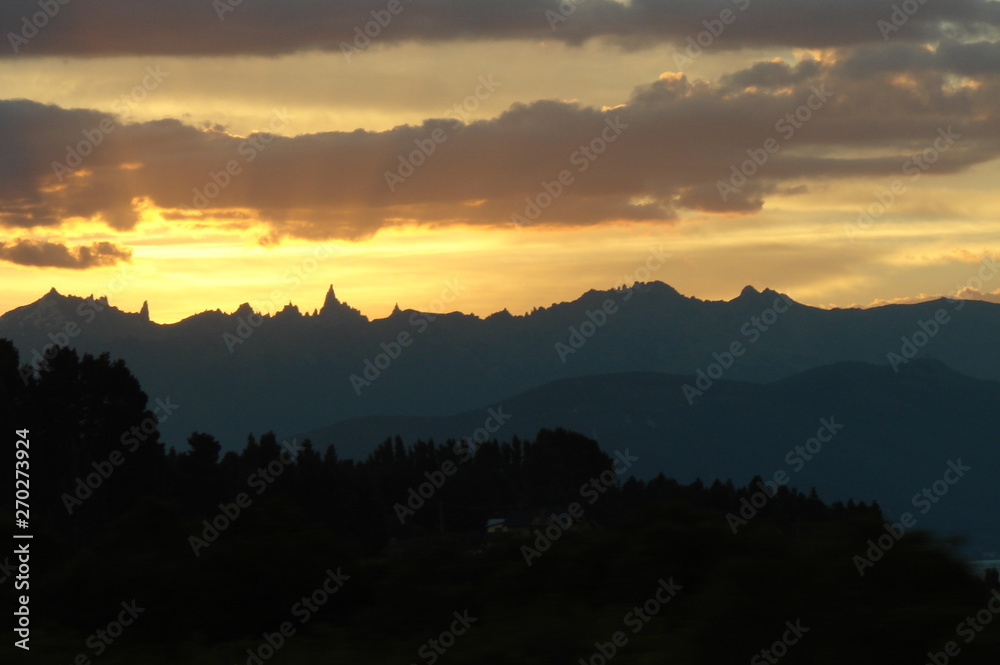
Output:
[{"xmin": 484, "ymin": 510, "xmax": 544, "ymax": 537}]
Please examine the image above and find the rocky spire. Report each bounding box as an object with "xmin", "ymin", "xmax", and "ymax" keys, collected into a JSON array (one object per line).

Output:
[
  {"xmin": 320, "ymin": 284, "xmax": 340, "ymax": 315},
  {"xmin": 317, "ymin": 285, "xmax": 367, "ymax": 324}
]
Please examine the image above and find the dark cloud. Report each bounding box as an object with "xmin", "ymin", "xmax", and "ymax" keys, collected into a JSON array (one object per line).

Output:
[
  {"xmin": 719, "ymin": 59, "xmax": 823, "ymax": 92},
  {"xmin": 0, "ymin": 239, "xmax": 132, "ymax": 269},
  {"xmin": 1, "ymin": 0, "xmax": 999, "ymax": 57},
  {"xmin": 0, "ymin": 48, "xmax": 998, "ymax": 240},
  {"xmin": 837, "ymin": 39, "xmax": 1000, "ymax": 78}
]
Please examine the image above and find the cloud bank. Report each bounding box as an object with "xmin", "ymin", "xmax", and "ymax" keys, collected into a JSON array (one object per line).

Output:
[
  {"xmin": 1, "ymin": 42, "xmax": 997, "ymax": 244},
  {"xmin": 2, "ymin": 0, "xmax": 999, "ymax": 56},
  {"xmin": 0, "ymin": 239, "xmax": 132, "ymax": 268}
]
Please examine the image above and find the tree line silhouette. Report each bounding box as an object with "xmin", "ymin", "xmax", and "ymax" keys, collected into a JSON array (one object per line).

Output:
[{"xmin": 2, "ymin": 340, "xmax": 998, "ymax": 663}]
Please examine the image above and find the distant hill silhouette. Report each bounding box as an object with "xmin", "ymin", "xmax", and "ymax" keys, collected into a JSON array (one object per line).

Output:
[
  {"xmin": 2, "ymin": 282, "xmax": 998, "ymax": 452},
  {"xmin": 5, "ymin": 342, "xmax": 995, "ymax": 663},
  {"xmin": 299, "ymin": 359, "xmax": 1000, "ymax": 556}
]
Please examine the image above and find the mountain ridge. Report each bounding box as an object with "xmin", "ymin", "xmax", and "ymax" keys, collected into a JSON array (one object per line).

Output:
[
  {"xmin": 1, "ymin": 281, "xmax": 804, "ymax": 326},
  {"xmin": 3, "ymin": 281, "xmax": 999, "ymax": 454}
]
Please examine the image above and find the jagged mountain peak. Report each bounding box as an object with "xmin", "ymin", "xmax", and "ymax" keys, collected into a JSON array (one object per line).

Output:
[
  {"xmin": 233, "ymin": 302, "xmax": 256, "ymax": 318},
  {"xmin": 321, "ymin": 284, "xmax": 339, "ymax": 310},
  {"xmin": 318, "ymin": 285, "xmax": 367, "ymax": 323}
]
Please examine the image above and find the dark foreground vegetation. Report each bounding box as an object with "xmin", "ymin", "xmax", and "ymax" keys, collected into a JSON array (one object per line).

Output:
[{"xmin": 2, "ymin": 341, "xmax": 999, "ymax": 663}]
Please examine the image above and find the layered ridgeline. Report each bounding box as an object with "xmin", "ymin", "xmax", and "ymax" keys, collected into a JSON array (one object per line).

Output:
[
  {"xmin": 3, "ymin": 283, "xmax": 999, "ymax": 451},
  {"xmin": 1, "ymin": 341, "xmax": 998, "ymax": 662},
  {"xmin": 302, "ymin": 362, "xmax": 1000, "ymax": 557}
]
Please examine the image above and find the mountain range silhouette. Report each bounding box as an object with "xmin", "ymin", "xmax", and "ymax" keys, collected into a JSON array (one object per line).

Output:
[{"xmin": 3, "ymin": 282, "xmax": 996, "ymax": 554}]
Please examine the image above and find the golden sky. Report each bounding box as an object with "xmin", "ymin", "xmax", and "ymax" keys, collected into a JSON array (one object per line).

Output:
[{"xmin": 2, "ymin": 1, "xmax": 999, "ymax": 322}]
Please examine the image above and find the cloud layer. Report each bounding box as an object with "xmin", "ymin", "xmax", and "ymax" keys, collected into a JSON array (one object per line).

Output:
[
  {"xmin": 1, "ymin": 39, "xmax": 998, "ymax": 247},
  {"xmin": 2, "ymin": 0, "xmax": 999, "ymax": 56},
  {"xmin": 0, "ymin": 239, "xmax": 131, "ymax": 268}
]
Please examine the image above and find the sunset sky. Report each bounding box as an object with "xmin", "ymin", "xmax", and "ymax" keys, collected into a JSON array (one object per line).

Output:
[{"xmin": 2, "ymin": 0, "xmax": 999, "ymax": 322}]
